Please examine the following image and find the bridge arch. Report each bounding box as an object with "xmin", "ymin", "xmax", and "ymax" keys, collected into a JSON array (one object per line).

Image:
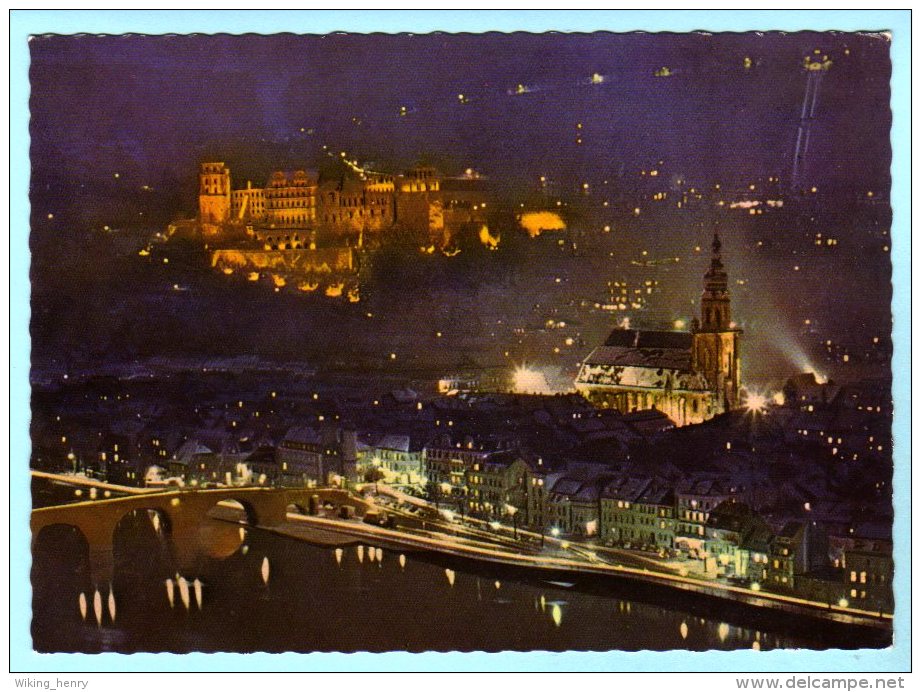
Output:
[
  {"xmin": 32, "ymin": 522, "xmax": 91, "ymax": 573},
  {"xmin": 204, "ymin": 495, "xmax": 261, "ymax": 526},
  {"xmin": 112, "ymin": 507, "xmax": 177, "ymax": 598},
  {"xmin": 111, "ymin": 507, "xmax": 173, "ymax": 542}
]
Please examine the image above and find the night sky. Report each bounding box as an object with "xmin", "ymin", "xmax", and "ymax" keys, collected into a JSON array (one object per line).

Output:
[
  {"xmin": 30, "ymin": 32, "xmax": 891, "ymax": 189},
  {"xmin": 28, "ymin": 32, "xmax": 893, "ymax": 385}
]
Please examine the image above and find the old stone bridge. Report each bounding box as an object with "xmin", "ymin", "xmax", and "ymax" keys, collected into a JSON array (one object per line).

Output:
[{"xmin": 31, "ymin": 485, "xmax": 369, "ymax": 585}]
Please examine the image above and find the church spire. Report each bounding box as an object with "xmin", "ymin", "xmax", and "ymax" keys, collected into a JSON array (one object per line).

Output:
[
  {"xmin": 701, "ymin": 229, "xmax": 731, "ymax": 331},
  {"xmin": 710, "ymin": 231, "xmax": 723, "ymax": 268},
  {"xmin": 705, "ymin": 231, "xmax": 727, "ymax": 289}
]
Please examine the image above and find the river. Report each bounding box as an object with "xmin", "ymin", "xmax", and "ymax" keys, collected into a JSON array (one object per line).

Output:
[{"xmin": 31, "ymin": 511, "xmax": 838, "ymax": 653}]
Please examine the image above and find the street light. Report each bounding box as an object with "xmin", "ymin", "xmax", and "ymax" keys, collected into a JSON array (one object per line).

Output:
[
  {"xmin": 438, "ymin": 482, "xmax": 452, "ymax": 512},
  {"xmin": 504, "ymin": 503, "xmax": 519, "ymax": 540}
]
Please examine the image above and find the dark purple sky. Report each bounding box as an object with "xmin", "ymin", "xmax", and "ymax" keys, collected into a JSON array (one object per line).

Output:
[
  {"xmin": 28, "ymin": 32, "xmax": 894, "ymax": 381},
  {"xmin": 29, "ymin": 32, "xmax": 891, "ymax": 197}
]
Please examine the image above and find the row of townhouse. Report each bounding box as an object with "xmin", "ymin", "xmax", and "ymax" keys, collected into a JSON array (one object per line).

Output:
[
  {"xmin": 521, "ymin": 463, "xmax": 893, "ymax": 611},
  {"xmin": 421, "ymin": 434, "xmax": 527, "ymax": 519},
  {"xmin": 521, "ymin": 466, "xmax": 738, "ymax": 549}
]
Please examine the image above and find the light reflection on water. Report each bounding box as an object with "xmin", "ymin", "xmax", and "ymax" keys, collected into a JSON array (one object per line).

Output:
[{"xmin": 32, "ymin": 519, "xmax": 813, "ymax": 653}]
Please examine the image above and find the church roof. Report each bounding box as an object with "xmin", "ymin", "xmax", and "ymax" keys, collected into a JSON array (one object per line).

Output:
[
  {"xmin": 581, "ymin": 329, "xmax": 694, "ymax": 372},
  {"xmin": 582, "ymin": 345, "xmax": 691, "ymax": 372},
  {"xmin": 604, "ymin": 329, "xmax": 693, "ymax": 350}
]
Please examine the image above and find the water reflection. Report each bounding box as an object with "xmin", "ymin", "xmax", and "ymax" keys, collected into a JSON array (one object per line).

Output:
[
  {"xmin": 261, "ymin": 557, "xmax": 270, "ymax": 585},
  {"xmin": 93, "ymin": 589, "xmax": 102, "ymax": 627},
  {"xmin": 107, "ymin": 586, "xmax": 116, "ymax": 623},
  {"xmin": 177, "ymin": 576, "xmax": 190, "ymax": 611}
]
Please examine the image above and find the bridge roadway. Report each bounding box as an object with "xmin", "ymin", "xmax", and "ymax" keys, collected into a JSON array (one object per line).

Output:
[{"xmin": 30, "ymin": 477, "xmax": 369, "ymax": 584}]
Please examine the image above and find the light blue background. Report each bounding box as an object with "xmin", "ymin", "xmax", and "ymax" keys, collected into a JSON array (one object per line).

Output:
[{"xmin": 9, "ymin": 9, "xmax": 911, "ymax": 672}]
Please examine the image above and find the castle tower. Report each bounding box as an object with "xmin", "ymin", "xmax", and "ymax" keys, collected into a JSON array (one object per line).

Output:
[
  {"xmin": 199, "ymin": 162, "xmax": 231, "ymax": 227},
  {"xmin": 693, "ymin": 231, "xmax": 742, "ymax": 411}
]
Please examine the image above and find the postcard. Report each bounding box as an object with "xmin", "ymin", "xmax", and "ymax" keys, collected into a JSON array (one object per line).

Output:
[{"xmin": 13, "ymin": 10, "xmax": 910, "ymax": 675}]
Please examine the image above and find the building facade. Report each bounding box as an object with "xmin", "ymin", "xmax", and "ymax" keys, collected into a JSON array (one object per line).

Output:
[
  {"xmin": 575, "ymin": 232, "xmax": 742, "ymax": 426},
  {"xmin": 600, "ymin": 477, "xmax": 676, "ymax": 551},
  {"xmin": 365, "ymin": 434, "xmax": 426, "ymax": 485}
]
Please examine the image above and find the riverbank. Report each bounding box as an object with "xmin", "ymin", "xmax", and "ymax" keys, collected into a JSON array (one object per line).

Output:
[{"xmin": 259, "ymin": 512, "xmax": 892, "ymax": 644}]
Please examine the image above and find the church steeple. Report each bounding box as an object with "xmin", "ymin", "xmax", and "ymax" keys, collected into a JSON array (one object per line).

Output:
[
  {"xmin": 701, "ymin": 230, "xmax": 731, "ymax": 331},
  {"xmin": 692, "ymin": 227, "xmax": 742, "ymax": 412}
]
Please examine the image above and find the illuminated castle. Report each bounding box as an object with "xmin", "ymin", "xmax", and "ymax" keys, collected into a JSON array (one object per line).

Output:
[
  {"xmin": 575, "ymin": 232, "xmax": 742, "ymax": 426},
  {"xmin": 198, "ymin": 161, "xmax": 487, "ymax": 243}
]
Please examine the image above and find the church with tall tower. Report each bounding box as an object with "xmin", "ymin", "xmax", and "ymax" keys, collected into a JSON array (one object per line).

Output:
[{"xmin": 574, "ymin": 232, "xmax": 742, "ymax": 426}]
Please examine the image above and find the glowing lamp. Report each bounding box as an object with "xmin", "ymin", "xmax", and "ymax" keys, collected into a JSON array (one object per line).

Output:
[{"xmin": 744, "ymin": 391, "xmax": 767, "ymax": 414}]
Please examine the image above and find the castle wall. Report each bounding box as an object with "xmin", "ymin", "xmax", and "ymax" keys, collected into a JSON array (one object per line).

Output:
[
  {"xmin": 210, "ymin": 247, "xmax": 354, "ymax": 275},
  {"xmin": 395, "ymin": 191, "xmax": 443, "ymax": 239},
  {"xmin": 317, "ymin": 185, "xmax": 394, "ymax": 235}
]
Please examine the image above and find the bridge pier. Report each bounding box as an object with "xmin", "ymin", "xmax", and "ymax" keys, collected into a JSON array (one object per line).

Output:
[
  {"xmin": 87, "ymin": 544, "xmax": 114, "ymax": 587},
  {"xmin": 77, "ymin": 521, "xmax": 116, "ymax": 588},
  {"xmin": 172, "ymin": 515, "xmax": 211, "ymax": 576}
]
